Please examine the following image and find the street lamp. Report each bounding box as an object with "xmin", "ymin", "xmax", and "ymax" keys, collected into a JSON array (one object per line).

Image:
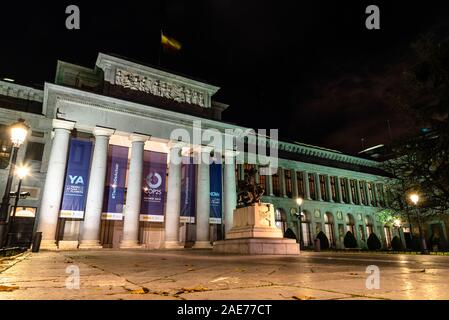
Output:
[
  {"xmin": 409, "ymin": 193, "xmax": 428, "ymax": 254},
  {"xmin": 6, "ymin": 165, "xmax": 30, "ymax": 246},
  {"xmin": 292, "ymin": 197, "xmax": 304, "ymax": 249},
  {"xmin": 0, "ymin": 119, "xmax": 29, "ymax": 246}
]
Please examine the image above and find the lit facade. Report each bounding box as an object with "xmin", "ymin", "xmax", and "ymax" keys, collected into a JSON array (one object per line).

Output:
[{"xmin": 0, "ymin": 53, "xmax": 426, "ymax": 251}]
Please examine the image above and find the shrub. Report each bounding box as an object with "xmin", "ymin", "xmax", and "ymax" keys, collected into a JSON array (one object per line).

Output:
[
  {"xmin": 344, "ymin": 231, "xmax": 358, "ymax": 248},
  {"xmin": 316, "ymin": 231, "xmax": 330, "ymax": 250},
  {"xmin": 367, "ymin": 233, "xmax": 382, "ymax": 251},
  {"xmin": 284, "ymin": 228, "xmax": 297, "ymax": 240},
  {"xmin": 391, "ymin": 236, "xmax": 404, "ymax": 251}
]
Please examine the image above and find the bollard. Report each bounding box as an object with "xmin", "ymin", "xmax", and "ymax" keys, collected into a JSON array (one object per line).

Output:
[
  {"xmin": 314, "ymin": 238, "xmax": 321, "ymax": 252},
  {"xmin": 32, "ymin": 232, "xmax": 42, "ymax": 252}
]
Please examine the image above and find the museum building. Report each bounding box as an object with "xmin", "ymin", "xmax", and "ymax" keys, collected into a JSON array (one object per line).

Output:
[{"xmin": 0, "ymin": 53, "xmax": 413, "ymax": 250}]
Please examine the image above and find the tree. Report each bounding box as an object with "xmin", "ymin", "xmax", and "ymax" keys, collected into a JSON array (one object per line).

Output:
[
  {"xmin": 383, "ymin": 33, "xmax": 449, "ymax": 221},
  {"xmin": 367, "ymin": 233, "xmax": 382, "ymax": 251},
  {"xmin": 344, "ymin": 231, "xmax": 358, "ymax": 248},
  {"xmin": 316, "ymin": 231, "xmax": 330, "ymax": 250},
  {"xmin": 391, "ymin": 236, "xmax": 404, "ymax": 251}
]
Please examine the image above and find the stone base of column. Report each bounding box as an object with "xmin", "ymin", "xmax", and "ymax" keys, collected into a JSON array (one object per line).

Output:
[
  {"xmin": 119, "ymin": 240, "xmax": 143, "ymax": 249},
  {"xmin": 39, "ymin": 240, "xmax": 59, "ymax": 250},
  {"xmin": 58, "ymin": 240, "xmax": 79, "ymax": 250},
  {"xmin": 192, "ymin": 241, "xmax": 213, "ymax": 249},
  {"xmin": 164, "ymin": 241, "xmax": 184, "ymax": 249},
  {"xmin": 79, "ymin": 240, "xmax": 103, "ymax": 249}
]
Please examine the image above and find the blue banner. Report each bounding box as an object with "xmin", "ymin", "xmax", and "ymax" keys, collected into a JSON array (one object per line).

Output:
[
  {"xmin": 209, "ymin": 162, "xmax": 222, "ymax": 224},
  {"xmin": 102, "ymin": 145, "xmax": 129, "ymax": 220},
  {"xmin": 60, "ymin": 139, "xmax": 93, "ymax": 219},
  {"xmin": 140, "ymin": 151, "xmax": 167, "ymax": 222},
  {"xmin": 180, "ymin": 157, "xmax": 196, "ymax": 223}
]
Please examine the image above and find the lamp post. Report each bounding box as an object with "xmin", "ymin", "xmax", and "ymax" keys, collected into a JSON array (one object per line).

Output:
[
  {"xmin": 409, "ymin": 193, "xmax": 428, "ymax": 254},
  {"xmin": 6, "ymin": 165, "xmax": 30, "ymax": 247},
  {"xmin": 293, "ymin": 197, "xmax": 304, "ymax": 249},
  {"xmin": 0, "ymin": 119, "xmax": 29, "ymax": 247}
]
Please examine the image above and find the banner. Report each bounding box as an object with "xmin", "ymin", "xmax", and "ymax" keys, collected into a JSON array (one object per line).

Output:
[
  {"xmin": 209, "ymin": 162, "xmax": 223, "ymax": 224},
  {"xmin": 140, "ymin": 151, "xmax": 167, "ymax": 222},
  {"xmin": 180, "ymin": 157, "xmax": 196, "ymax": 223},
  {"xmin": 60, "ymin": 139, "xmax": 93, "ymax": 219},
  {"xmin": 101, "ymin": 145, "xmax": 129, "ymax": 220}
]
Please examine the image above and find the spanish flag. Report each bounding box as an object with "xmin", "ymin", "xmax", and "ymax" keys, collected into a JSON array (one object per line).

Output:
[{"xmin": 161, "ymin": 31, "xmax": 182, "ymax": 51}]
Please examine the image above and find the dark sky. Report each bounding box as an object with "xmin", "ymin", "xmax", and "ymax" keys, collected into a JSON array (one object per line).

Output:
[{"xmin": 1, "ymin": 1, "xmax": 449, "ymax": 154}]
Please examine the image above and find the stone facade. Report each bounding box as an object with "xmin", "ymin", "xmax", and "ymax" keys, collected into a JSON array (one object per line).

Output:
[{"xmin": 1, "ymin": 53, "xmax": 441, "ymax": 251}]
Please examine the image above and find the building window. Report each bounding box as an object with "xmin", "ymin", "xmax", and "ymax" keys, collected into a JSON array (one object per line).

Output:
[
  {"xmin": 330, "ymin": 177, "xmax": 337, "ymax": 202},
  {"xmin": 0, "ymin": 124, "xmax": 13, "ymax": 169},
  {"xmin": 377, "ymin": 183, "xmax": 385, "ymax": 207},
  {"xmin": 275, "ymin": 208, "xmax": 287, "ymax": 233},
  {"xmin": 384, "ymin": 226, "xmax": 392, "ymax": 248},
  {"xmin": 284, "ymin": 169, "xmax": 292, "ymax": 198},
  {"xmin": 350, "ymin": 179, "xmax": 358, "ymax": 204},
  {"xmin": 297, "ymin": 171, "xmax": 305, "ymax": 198},
  {"xmin": 324, "ymin": 212, "xmax": 335, "ymax": 247},
  {"xmin": 340, "ymin": 178, "xmax": 348, "ymax": 203},
  {"xmin": 368, "ymin": 182, "xmax": 376, "ymax": 206},
  {"xmin": 24, "ymin": 141, "xmax": 45, "ymax": 162},
  {"xmin": 319, "ymin": 175, "xmax": 327, "ymax": 201},
  {"xmin": 358, "ymin": 225, "xmax": 366, "ymax": 241},
  {"xmin": 308, "ymin": 173, "xmax": 316, "ymax": 200},
  {"xmin": 365, "ymin": 215, "xmax": 374, "ymax": 236},
  {"xmin": 272, "ymin": 172, "xmax": 280, "ymax": 197},
  {"xmin": 301, "ymin": 212, "xmax": 313, "ymax": 247},
  {"xmin": 360, "ymin": 181, "xmax": 367, "ymax": 205},
  {"xmin": 346, "ymin": 214, "xmax": 356, "ymax": 237}
]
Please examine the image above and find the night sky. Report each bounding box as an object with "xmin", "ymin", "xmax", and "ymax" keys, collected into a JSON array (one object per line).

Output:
[{"xmin": 1, "ymin": 1, "xmax": 449, "ymax": 154}]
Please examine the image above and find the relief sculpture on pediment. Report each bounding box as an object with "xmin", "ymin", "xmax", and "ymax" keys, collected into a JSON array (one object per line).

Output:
[{"xmin": 115, "ymin": 68, "xmax": 207, "ymax": 108}]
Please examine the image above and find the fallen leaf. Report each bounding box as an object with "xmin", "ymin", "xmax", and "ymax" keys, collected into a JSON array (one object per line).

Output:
[
  {"xmin": 0, "ymin": 285, "xmax": 19, "ymax": 292},
  {"xmin": 177, "ymin": 286, "xmax": 209, "ymax": 294},
  {"xmin": 292, "ymin": 295, "xmax": 314, "ymax": 300},
  {"xmin": 129, "ymin": 287, "xmax": 150, "ymax": 294}
]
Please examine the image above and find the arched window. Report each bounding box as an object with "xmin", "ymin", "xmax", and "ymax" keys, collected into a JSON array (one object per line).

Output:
[
  {"xmin": 346, "ymin": 214, "xmax": 356, "ymax": 237},
  {"xmin": 275, "ymin": 208, "xmax": 287, "ymax": 233},
  {"xmin": 365, "ymin": 215, "xmax": 374, "ymax": 236},
  {"xmin": 324, "ymin": 212, "xmax": 335, "ymax": 247},
  {"xmin": 384, "ymin": 225, "xmax": 392, "ymax": 248},
  {"xmin": 301, "ymin": 211, "xmax": 313, "ymax": 247}
]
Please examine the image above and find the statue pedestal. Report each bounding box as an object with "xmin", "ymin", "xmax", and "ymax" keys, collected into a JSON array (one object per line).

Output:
[{"xmin": 214, "ymin": 203, "xmax": 299, "ymax": 255}]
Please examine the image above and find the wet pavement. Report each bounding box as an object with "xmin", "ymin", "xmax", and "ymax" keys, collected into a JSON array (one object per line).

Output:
[{"xmin": 1, "ymin": 249, "xmax": 449, "ymax": 300}]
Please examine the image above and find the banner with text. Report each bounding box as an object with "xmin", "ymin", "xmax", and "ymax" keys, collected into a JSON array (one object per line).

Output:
[
  {"xmin": 60, "ymin": 139, "xmax": 93, "ymax": 219},
  {"xmin": 180, "ymin": 157, "xmax": 196, "ymax": 223},
  {"xmin": 209, "ymin": 162, "xmax": 223, "ymax": 224},
  {"xmin": 140, "ymin": 151, "xmax": 167, "ymax": 222},
  {"xmin": 101, "ymin": 145, "xmax": 129, "ymax": 220}
]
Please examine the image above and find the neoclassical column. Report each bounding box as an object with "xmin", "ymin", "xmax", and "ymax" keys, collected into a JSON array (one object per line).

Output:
[
  {"xmin": 336, "ymin": 176, "xmax": 344, "ymax": 204},
  {"xmin": 254, "ymin": 164, "xmax": 260, "ymax": 184},
  {"xmin": 223, "ymin": 150, "xmax": 237, "ymax": 236},
  {"xmin": 302, "ymin": 171, "xmax": 311, "ymax": 200},
  {"xmin": 79, "ymin": 127, "xmax": 115, "ymax": 249},
  {"xmin": 345, "ymin": 178, "xmax": 354, "ymax": 204},
  {"xmin": 314, "ymin": 172, "xmax": 322, "ymax": 201},
  {"xmin": 237, "ymin": 164, "xmax": 245, "ymax": 181},
  {"xmin": 372, "ymin": 183, "xmax": 379, "ymax": 207},
  {"xmin": 164, "ymin": 142, "xmax": 184, "ymax": 249},
  {"xmin": 266, "ymin": 169, "xmax": 274, "ymax": 196},
  {"xmin": 355, "ymin": 180, "xmax": 363, "ymax": 206},
  {"xmin": 326, "ymin": 175, "xmax": 334, "ymax": 203},
  {"xmin": 120, "ymin": 133, "xmax": 148, "ymax": 248},
  {"xmin": 291, "ymin": 169, "xmax": 299, "ymax": 199},
  {"xmin": 193, "ymin": 146, "xmax": 213, "ymax": 248},
  {"xmin": 37, "ymin": 119, "xmax": 75, "ymax": 250}
]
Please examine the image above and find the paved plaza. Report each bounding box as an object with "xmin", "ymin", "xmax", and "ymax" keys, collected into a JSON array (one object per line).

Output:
[{"xmin": 1, "ymin": 249, "xmax": 449, "ymax": 300}]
